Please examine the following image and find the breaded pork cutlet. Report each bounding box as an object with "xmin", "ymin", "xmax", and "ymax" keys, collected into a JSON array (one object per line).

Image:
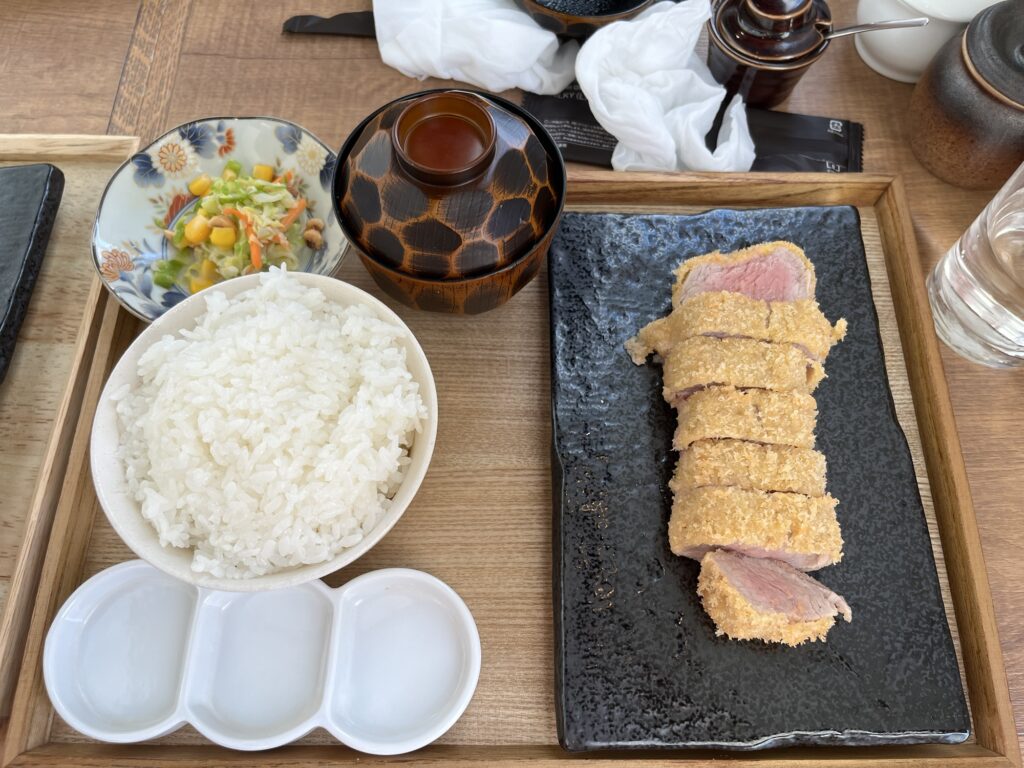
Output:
[
  {"xmin": 672, "ymin": 440, "xmax": 827, "ymax": 497},
  {"xmin": 672, "ymin": 241, "xmax": 816, "ymax": 307},
  {"xmin": 668, "ymin": 486, "xmax": 842, "ymax": 571},
  {"xmin": 697, "ymin": 550, "xmax": 851, "ymax": 646},
  {"xmin": 626, "ymin": 292, "xmax": 847, "ymax": 365},
  {"xmin": 662, "ymin": 337, "xmax": 824, "ymax": 404},
  {"xmin": 674, "ymin": 387, "xmax": 817, "ymax": 449},
  {"xmin": 626, "ymin": 240, "xmax": 852, "ymax": 644}
]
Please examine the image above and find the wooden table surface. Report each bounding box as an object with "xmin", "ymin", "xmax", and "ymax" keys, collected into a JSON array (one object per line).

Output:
[{"xmin": 0, "ymin": 0, "xmax": 1020, "ymax": 753}]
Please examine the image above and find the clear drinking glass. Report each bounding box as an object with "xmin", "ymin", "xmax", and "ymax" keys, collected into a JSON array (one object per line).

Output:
[{"xmin": 928, "ymin": 161, "xmax": 1024, "ymax": 368}]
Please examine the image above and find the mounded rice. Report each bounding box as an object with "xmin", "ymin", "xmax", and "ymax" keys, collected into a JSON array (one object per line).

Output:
[{"xmin": 113, "ymin": 268, "xmax": 426, "ymax": 578}]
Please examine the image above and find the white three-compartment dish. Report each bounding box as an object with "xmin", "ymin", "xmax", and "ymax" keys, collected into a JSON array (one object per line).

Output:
[{"xmin": 44, "ymin": 561, "xmax": 481, "ymax": 753}]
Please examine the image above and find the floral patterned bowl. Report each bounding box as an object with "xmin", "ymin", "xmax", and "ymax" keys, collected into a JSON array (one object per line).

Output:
[{"xmin": 93, "ymin": 116, "xmax": 347, "ymax": 322}]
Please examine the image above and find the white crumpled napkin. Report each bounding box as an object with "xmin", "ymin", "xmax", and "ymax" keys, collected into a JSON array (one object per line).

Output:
[
  {"xmin": 374, "ymin": 0, "xmax": 579, "ymax": 95},
  {"xmin": 575, "ymin": 0, "xmax": 755, "ymax": 172}
]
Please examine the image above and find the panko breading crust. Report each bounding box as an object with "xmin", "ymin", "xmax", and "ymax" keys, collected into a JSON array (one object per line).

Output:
[
  {"xmin": 668, "ymin": 486, "xmax": 843, "ymax": 569},
  {"xmin": 626, "ymin": 292, "xmax": 847, "ymax": 365},
  {"xmin": 673, "ymin": 440, "xmax": 827, "ymax": 497},
  {"xmin": 662, "ymin": 337, "xmax": 825, "ymax": 402},
  {"xmin": 674, "ymin": 387, "xmax": 817, "ymax": 449}
]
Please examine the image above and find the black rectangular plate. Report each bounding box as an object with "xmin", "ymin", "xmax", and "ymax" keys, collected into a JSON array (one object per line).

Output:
[
  {"xmin": 549, "ymin": 206, "xmax": 969, "ymax": 752},
  {"xmin": 0, "ymin": 163, "xmax": 65, "ymax": 387}
]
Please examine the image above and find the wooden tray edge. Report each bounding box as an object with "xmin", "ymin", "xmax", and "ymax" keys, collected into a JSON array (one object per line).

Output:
[
  {"xmin": 2, "ymin": 741, "xmax": 1016, "ymax": 767},
  {"xmin": 2, "ymin": 291, "xmax": 136, "ymax": 763},
  {"xmin": 0, "ymin": 277, "xmax": 105, "ymax": 716},
  {"xmin": 0, "ymin": 136, "xmax": 139, "ymax": 162},
  {"xmin": 0, "ymin": 134, "xmax": 139, "ymax": 718},
  {"xmin": 873, "ymin": 177, "xmax": 1020, "ymax": 768}
]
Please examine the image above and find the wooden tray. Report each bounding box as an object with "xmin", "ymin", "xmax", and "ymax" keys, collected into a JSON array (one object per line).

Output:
[
  {"xmin": 0, "ymin": 135, "xmax": 139, "ymax": 715},
  {"xmin": 2, "ymin": 173, "xmax": 1019, "ymax": 768}
]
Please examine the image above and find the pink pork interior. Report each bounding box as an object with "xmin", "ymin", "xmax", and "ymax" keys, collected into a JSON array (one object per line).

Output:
[
  {"xmin": 677, "ymin": 247, "xmax": 812, "ymax": 305},
  {"xmin": 680, "ymin": 543, "xmax": 831, "ymax": 572},
  {"xmin": 709, "ymin": 549, "xmax": 851, "ymax": 622}
]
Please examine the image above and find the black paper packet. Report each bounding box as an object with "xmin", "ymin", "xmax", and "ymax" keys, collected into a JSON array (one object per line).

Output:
[{"xmin": 521, "ymin": 84, "xmax": 864, "ymax": 172}]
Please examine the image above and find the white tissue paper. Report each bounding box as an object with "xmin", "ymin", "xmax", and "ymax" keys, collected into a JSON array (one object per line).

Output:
[
  {"xmin": 374, "ymin": 0, "xmax": 579, "ymax": 95},
  {"xmin": 575, "ymin": 0, "xmax": 756, "ymax": 172}
]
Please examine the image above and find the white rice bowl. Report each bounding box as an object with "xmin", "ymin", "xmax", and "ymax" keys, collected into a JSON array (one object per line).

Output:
[{"xmin": 109, "ymin": 269, "xmax": 427, "ymax": 580}]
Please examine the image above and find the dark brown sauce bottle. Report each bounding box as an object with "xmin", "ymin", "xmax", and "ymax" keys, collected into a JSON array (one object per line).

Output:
[{"xmin": 707, "ymin": 0, "xmax": 832, "ymax": 108}]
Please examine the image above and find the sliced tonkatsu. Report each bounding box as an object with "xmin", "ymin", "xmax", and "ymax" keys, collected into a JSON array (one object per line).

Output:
[
  {"xmin": 627, "ymin": 241, "xmax": 850, "ymax": 644},
  {"xmin": 661, "ymin": 337, "xmax": 825, "ymax": 403},
  {"xmin": 668, "ymin": 486, "xmax": 842, "ymax": 571},
  {"xmin": 672, "ymin": 440, "xmax": 827, "ymax": 497},
  {"xmin": 674, "ymin": 387, "xmax": 817, "ymax": 450},
  {"xmin": 697, "ymin": 550, "xmax": 851, "ymax": 647},
  {"xmin": 626, "ymin": 292, "xmax": 847, "ymax": 365}
]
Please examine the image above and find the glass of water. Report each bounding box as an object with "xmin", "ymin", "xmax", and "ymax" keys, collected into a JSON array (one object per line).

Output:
[{"xmin": 928, "ymin": 161, "xmax": 1024, "ymax": 368}]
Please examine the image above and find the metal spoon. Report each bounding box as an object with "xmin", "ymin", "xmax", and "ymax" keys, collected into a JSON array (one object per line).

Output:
[{"xmin": 822, "ymin": 17, "xmax": 930, "ymax": 40}]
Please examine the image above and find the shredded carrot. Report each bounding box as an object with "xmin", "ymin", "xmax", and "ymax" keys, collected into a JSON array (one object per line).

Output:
[
  {"xmin": 281, "ymin": 198, "xmax": 307, "ymax": 229},
  {"xmin": 249, "ymin": 233, "xmax": 262, "ymax": 269},
  {"xmin": 222, "ymin": 207, "xmax": 248, "ymax": 223},
  {"xmin": 224, "ymin": 207, "xmax": 263, "ymax": 270}
]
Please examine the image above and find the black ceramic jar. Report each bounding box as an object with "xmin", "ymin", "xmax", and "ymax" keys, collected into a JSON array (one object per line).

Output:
[{"xmin": 909, "ymin": 1, "xmax": 1024, "ymax": 190}]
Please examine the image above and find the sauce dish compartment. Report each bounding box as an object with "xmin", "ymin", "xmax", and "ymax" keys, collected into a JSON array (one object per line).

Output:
[
  {"xmin": 183, "ymin": 584, "xmax": 333, "ymax": 749},
  {"xmin": 44, "ymin": 562, "xmax": 480, "ymax": 753},
  {"xmin": 43, "ymin": 561, "xmax": 195, "ymax": 741},
  {"xmin": 326, "ymin": 569, "xmax": 482, "ymax": 755}
]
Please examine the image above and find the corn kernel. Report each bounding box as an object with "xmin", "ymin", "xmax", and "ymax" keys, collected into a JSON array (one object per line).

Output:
[
  {"xmin": 209, "ymin": 227, "xmax": 237, "ymax": 248},
  {"xmin": 199, "ymin": 259, "xmax": 219, "ymax": 280},
  {"xmin": 184, "ymin": 214, "xmax": 212, "ymax": 245},
  {"xmin": 253, "ymin": 164, "xmax": 274, "ymax": 182},
  {"xmin": 188, "ymin": 174, "xmax": 212, "ymax": 197},
  {"xmin": 189, "ymin": 276, "xmax": 215, "ymax": 294}
]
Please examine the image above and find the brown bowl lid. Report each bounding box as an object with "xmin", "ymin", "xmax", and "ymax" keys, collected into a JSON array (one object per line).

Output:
[
  {"xmin": 337, "ymin": 91, "xmax": 562, "ymax": 280},
  {"xmin": 965, "ymin": 1, "xmax": 1024, "ymax": 110}
]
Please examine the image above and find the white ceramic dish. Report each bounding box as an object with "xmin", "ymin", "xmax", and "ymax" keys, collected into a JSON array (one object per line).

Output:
[
  {"xmin": 854, "ymin": 0, "xmax": 999, "ymax": 83},
  {"xmin": 91, "ymin": 271, "xmax": 438, "ymax": 592},
  {"xmin": 44, "ymin": 561, "xmax": 480, "ymax": 753}
]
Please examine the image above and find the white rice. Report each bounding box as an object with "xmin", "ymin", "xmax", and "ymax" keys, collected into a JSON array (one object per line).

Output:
[{"xmin": 113, "ymin": 269, "xmax": 426, "ymax": 579}]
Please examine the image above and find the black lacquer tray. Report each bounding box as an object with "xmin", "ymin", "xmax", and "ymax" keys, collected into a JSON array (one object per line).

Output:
[
  {"xmin": 549, "ymin": 206, "xmax": 970, "ymax": 752},
  {"xmin": 0, "ymin": 163, "xmax": 63, "ymax": 386}
]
